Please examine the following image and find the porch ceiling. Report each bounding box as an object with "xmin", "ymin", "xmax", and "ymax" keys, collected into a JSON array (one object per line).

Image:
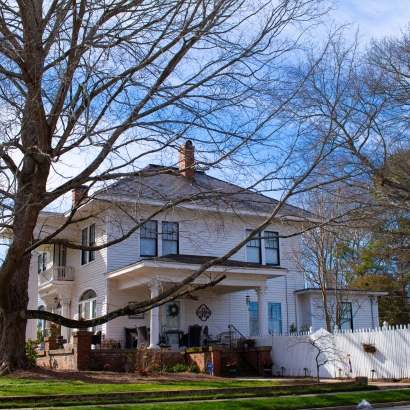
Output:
[{"xmin": 107, "ymin": 255, "xmax": 286, "ymax": 291}]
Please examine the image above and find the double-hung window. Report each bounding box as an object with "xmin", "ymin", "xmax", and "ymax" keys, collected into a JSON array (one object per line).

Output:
[
  {"xmin": 81, "ymin": 224, "xmax": 96, "ymax": 265},
  {"xmin": 162, "ymin": 222, "xmax": 179, "ymax": 255},
  {"xmin": 268, "ymin": 302, "xmax": 282, "ymax": 334},
  {"xmin": 246, "ymin": 229, "xmax": 280, "ymax": 265},
  {"xmin": 78, "ymin": 289, "xmax": 97, "ymax": 331},
  {"xmin": 248, "ymin": 301, "xmax": 259, "ymax": 336},
  {"xmin": 340, "ymin": 302, "xmax": 353, "ymax": 330},
  {"xmin": 140, "ymin": 220, "xmax": 157, "ymax": 257},
  {"xmin": 246, "ymin": 230, "xmax": 261, "ymax": 263},
  {"xmin": 37, "ymin": 252, "xmax": 49, "ymax": 274},
  {"xmin": 265, "ymin": 231, "xmax": 279, "ymax": 265}
]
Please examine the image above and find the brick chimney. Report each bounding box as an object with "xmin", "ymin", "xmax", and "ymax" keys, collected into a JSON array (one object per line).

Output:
[
  {"xmin": 72, "ymin": 185, "xmax": 88, "ymax": 208},
  {"xmin": 178, "ymin": 140, "xmax": 195, "ymax": 179}
]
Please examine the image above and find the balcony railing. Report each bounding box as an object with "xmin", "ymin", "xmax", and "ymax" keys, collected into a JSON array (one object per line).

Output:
[{"xmin": 38, "ymin": 266, "xmax": 74, "ymax": 285}]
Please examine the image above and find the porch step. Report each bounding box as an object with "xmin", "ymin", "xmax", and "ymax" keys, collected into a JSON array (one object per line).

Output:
[{"xmin": 221, "ymin": 351, "xmax": 259, "ymax": 377}]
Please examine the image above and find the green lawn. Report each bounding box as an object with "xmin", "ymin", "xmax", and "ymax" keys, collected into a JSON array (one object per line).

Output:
[
  {"xmin": 0, "ymin": 378, "xmax": 283, "ymax": 396},
  {"xmin": 0, "ymin": 382, "xmax": 378, "ymax": 409},
  {"xmin": 62, "ymin": 388, "xmax": 410, "ymax": 410}
]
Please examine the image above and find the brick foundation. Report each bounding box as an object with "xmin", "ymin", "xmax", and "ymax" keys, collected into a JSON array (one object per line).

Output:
[{"xmin": 37, "ymin": 333, "xmax": 270, "ymax": 377}]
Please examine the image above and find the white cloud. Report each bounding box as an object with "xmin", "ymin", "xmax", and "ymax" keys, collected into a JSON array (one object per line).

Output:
[{"xmin": 331, "ymin": 0, "xmax": 410, "ymax": 40}]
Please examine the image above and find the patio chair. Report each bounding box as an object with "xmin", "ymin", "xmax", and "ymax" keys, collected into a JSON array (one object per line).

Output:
[
  {"xmin": 188, "ymin": 324, "xmax": 202, "ymax": 347},
  {"xmin": 91, "ymin": 330, "xmax": 102, "ymax": 347},
  {"xmin": 136, "ymin": 325, "xmax": 149, "ymax": 346}
]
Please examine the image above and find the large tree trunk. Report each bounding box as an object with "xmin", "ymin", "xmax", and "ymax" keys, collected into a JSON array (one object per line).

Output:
[{"xmin": 0, "ymin": 245, "xmax": 32, "ymax": 374}]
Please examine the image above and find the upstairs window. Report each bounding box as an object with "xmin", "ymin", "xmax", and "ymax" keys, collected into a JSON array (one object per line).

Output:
[
  {"xmin": 37, "ymin": 252, "xmax": 49, "ymax": 274},
  {"xmin": 89, "ymin": 224, "xmax": 95, "ymax": 262},
  {"xmin": 265, "ymin": 231, "xmax": 279, "ymax": 266},
  {"xmin": 81, "ymin": 224, "xmax": 96, "ymax": 265},
  {"xmin": 162, "ymin": 222, "xmax": 179, "ymax": 255},
  {"xmin": 245, "ymin": 229, "xmax": 280, "ymax": 265},
  {"xmin": 246, "ymin": 230, "xmax": 261, "ymax": 264},
  {"xmin": 59, "ymin": 245, "xmax": 67, "ymax": 267},
  {"xmin": 140, "ymin": 220, "xmax": 157, "ymax": 257}
]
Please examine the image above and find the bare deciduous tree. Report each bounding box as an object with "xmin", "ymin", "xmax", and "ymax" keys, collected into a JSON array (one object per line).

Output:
[
  {"xmin": 0, "ymin": 0, "xmax": 333, "ymax": 373},
  {"xmin": 289, "ymin": 328, "xmax": 346, "ymax": 381}
]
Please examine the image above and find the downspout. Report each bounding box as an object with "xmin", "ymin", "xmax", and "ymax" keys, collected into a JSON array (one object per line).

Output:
[
  {"xmin": 370, "ymin": 296, "xmax": 375, "ymax": 329},
  {"xmin": 285, "ymin": 275, "xmax": 289, "ymax": 333}
]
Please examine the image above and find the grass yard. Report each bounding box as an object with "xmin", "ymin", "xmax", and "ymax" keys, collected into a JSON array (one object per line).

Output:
[
  {"xmin": 60, "ymin": 388, "xmax": 410, "ymax": 410},
  {"xmin": 0, "ymin": 378, "xmax": 282, "ymax": 396},
  {"xmin": 0, "ymin": 380, "xmax": 378, "ymax": 409}
]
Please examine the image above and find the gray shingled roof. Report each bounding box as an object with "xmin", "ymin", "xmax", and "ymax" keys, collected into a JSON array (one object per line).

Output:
[{"xmin": 98, "ymin": 165, "xmax": 311, "ymax": 218}]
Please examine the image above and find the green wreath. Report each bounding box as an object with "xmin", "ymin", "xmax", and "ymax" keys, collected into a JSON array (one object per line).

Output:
[{"xmin": 167, "ymin": 302, "xmax": 180, "ymax": 318}]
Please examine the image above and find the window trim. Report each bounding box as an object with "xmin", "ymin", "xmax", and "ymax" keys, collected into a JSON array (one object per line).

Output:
[
  {"xmin": 340, "ymin": 302, "xmax": 353, "ymax": 330},
  {"xmin": 265, "ymin": 231, "xmax": 280, "ymax": 266},
  {"xmin": 246, "ymin": 230, "xmax": 262, "ymax": 264},
  {"xmin": 38, "ymin": 251, "xmax": 50, "ymax": 274},
  {"xmin": 162, "ymin": 221, "xmax": 179, "ymax": 256},
  {"xmin": 268, "ymin": 302, "xmax": 282, "ymax": 334},
  {"xmin": 140, "ymin": 220, "xmax": 158, "ymax": 257},
  {"xmin": 81, "ymin": 224, "xmax": 96, "ymax": 266},
  {"xmin": 89, "ymin": 224, "xmax": 95, "ymax": 262},
  {"xmin": 245, "ymin": 229, "xmax": 280, "ymax": 266},
  {"xmin": 78, "ymin": 289, "xmax": 97, "ymax": 331}
]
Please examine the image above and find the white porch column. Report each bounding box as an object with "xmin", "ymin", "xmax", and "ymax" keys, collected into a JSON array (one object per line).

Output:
[
  {"xmin": 256, "ymin": 285, "xmax": 269, "ymax": 336},
  {"xmin": 149, "ymin": 282, "xmax": 160, "ymax": 348},
  {"xmin": 45, "ymin": 304, "xmax": 54, "ymax": 329},
  {"xmin": 60, "ymin": 299, "xmax": 71, "ymax": 341}
]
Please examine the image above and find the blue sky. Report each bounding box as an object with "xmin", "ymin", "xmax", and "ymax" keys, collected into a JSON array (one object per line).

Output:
[{"xmin": 332, "ymin": 0, "xmax": 410, "ymax": 40}]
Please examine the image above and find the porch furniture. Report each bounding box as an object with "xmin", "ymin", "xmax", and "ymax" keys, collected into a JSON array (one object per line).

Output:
[
  {"xmin": 136, "ymin": 325, "xmax": 149, "ymax": 345},
  {"xmin": 188, "ymin": 324, "xmax": 202, "ymax": 347},
  {"xmin": 91, "ymin": 330, "xmax": 102, "ymax": 347},
  {"xmin": 164, "ymin": 329, "xmax": 184, "ymax": 347},
  {"xmin": 125, "ymin": 327, "xmax": 138, "ymax": 348},
  {"xmin": 203, "ymin": 331, "xmax": 231, "ymax": 346}
]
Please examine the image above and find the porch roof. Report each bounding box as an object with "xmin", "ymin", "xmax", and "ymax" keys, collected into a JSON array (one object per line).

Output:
[
  {"xmin": 294, "ymin": 288, "xmax": 388, "ymax": 296},
  {"xmin": 106, "ymin": 254, "xmax": 286, "ymax": 290}
]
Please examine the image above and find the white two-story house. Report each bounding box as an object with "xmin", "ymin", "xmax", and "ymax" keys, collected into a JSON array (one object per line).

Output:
[{"xmin": 28, "ymin": 141, "xmax": 385, "ymax": 348}]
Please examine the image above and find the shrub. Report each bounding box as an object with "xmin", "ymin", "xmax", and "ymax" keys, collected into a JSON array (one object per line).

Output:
[
  {"xmin": 171, "ymin": 363, "xmax": 187, "ymax": 373},
  {"xmin": 188, "ymin": 363, "xmax": 201, "ymax": 373},
  {"xmin": 25, "ymin": 339, "xmax": 39, "ymax": 366}
]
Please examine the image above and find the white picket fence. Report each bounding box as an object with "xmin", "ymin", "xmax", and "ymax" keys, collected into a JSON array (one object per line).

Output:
[{"xmin": 253, "ymin": 323, "xmax": 410, "ymax": 379}]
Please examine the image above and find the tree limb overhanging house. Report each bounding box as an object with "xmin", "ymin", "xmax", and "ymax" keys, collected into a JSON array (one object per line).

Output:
[{"xmin": 29, "ymin": 142, "xmax": 386, "ymax": 355}]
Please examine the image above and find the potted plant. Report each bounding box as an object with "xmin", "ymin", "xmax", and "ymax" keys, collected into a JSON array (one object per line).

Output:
[
  {"xmin": 263, "ymin": 360, "xmax": 273, "ymax": 376},
  {"xmin": 362, "ymin": 343, "xmax": 376, "ymax": 353},
  {"xmin": 226, "ymin": 357, "xmax": 238, "ymax": 376},
  {"xmin": 47, "ymin": 323, "xmax": 61, "ymax": 337},
  {"xmin": 103, "ymin": 338, "xmax": 119, "ymax": 349}
]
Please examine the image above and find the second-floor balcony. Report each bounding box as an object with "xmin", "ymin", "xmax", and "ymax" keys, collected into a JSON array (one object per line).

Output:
[{"xmin": 38, "ymin": 266, "xmax": 75, "ymax": 286}]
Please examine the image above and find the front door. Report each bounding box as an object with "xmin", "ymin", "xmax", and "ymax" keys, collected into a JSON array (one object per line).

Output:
[{"xmin": 165, "ymin": 301, "xmax": 182, "ymax": 347}]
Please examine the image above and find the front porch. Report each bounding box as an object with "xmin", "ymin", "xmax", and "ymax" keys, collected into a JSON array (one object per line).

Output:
[{"xmin": 106, "ymin": 254, "xmax": 287, "ymax": 349}]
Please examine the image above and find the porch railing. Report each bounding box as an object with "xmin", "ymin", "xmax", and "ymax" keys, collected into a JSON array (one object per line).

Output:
[
  {"xmin": 228, "ymin": 324, "xmax": 259, "ymax": 376},
  {"xmin": 38, "ymin": 266, "xmax": 75, "ymax": 285}
]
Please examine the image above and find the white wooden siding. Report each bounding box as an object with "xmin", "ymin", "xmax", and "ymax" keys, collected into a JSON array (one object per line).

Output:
[{"xmin": 298, "ymin": 294, "xmax": 378, "ymax": 332}]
